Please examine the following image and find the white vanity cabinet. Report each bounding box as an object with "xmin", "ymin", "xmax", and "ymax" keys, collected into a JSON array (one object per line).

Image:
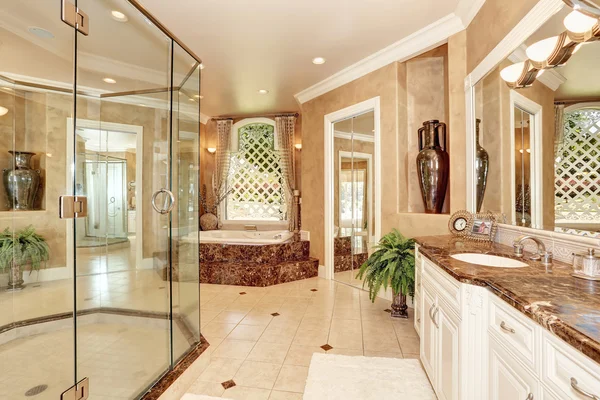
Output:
[
  {"xmin": 419, "ymin": 253, "xmax": 462, "ymax": 400},
  {"xmin": 418, "ymin": 249, "xmax": 600, "ymax": 400}
]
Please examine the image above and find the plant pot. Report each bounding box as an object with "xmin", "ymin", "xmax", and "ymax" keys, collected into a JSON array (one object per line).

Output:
[
  {"xmin": 7, "ymin": 262, "xmax": 24, "ymax": 291},
  {"xmin": 200, "ymin": 212, "xmax": 218, "ymax": 231},
  {"xmin": 390, "ymin": 292, "xmax": 408, "ymax": 319}
]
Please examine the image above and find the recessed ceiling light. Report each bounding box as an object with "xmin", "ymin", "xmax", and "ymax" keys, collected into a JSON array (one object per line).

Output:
[
  {"xmin": 258, "ymin": 89, "xmax": 269, "ymax": 94},
  {"xmin": 28, "ymin": 27, "xmax": 54, "ymax": 39},
  {"xmin": 0, "ymin": 106, "xmax": 8, "ymax": 116},
  {"xmin": 312, "ymin": 57, "xmax": 326, "ymax": 65},
  {"xmin": 111, "ymin": 10, "xmax": 128, "ymax": 22},
  {"xmin": 103, "ymin": 78, "xmax": 116, "ymax": 84}
]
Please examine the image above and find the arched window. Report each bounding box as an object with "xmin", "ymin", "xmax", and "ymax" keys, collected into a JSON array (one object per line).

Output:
[{"xmin": 225, "ymin": 118, "xmax": 287, "ymax": 221}]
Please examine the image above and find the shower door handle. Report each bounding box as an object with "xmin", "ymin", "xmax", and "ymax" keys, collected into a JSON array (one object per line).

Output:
[{"xmin": 152, "ymin": 189, "xmax": 175, "ymax": 214}]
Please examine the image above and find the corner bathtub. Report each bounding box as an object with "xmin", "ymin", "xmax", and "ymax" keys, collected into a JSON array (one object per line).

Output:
[{"xmin": 196, "ymin": 230, "xmax": 294, "ymax": 245}]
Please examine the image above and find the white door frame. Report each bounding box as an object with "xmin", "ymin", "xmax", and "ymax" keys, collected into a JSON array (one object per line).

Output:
[
  {"xmin": 338, "ymin": 150, "xmax": 373, "ymax": 243},
  {"xmin": 324, "ymin": 97, "xmax": 381, "ymax": 280},
  {"xmin": 66, "ymin": 118, "xmax": 144, "ymax": 271},
  {"xmin": 509, "ymin": 91, "xmax": 543, "ymax": 229}
]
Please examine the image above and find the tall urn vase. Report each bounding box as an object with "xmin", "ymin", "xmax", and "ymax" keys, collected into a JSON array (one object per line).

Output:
[
  {"xmin": 416, "ymin": 120, "xmax": 449, "ymax": 214},
  {"xmin": 475, "ymin": 119, "xmax": 489, "ymax": 212},
  {"xmin": 3, "ymin": 151, "xmax": 41, "ymax": 211}
]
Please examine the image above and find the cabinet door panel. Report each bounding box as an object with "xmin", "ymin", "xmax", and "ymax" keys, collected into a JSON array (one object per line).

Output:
[
  {"xmin": 489, "ymin": 338, "xmax": 538, "ymax": 400},
  {"xmin": 421, "ymin": 283, "xmax": 437, "ymax": 381},
  {"xmin": 437, "ymin": 303, "xmax": 460, "ymax": 400}
]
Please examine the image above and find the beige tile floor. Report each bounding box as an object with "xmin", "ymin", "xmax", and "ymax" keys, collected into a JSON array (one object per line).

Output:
[{"xmin": 188, "ymin": 277, "xmax": 419, "ymax": 399}]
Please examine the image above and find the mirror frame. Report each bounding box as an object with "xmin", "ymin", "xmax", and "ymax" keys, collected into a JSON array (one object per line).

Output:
[
  {"xmin": 324, "ymin": 97, "xmax": 381, "ymax": 280},
  {"xmin": 460, "ymin": 0, "xmax": 600, "ymax": 246}
]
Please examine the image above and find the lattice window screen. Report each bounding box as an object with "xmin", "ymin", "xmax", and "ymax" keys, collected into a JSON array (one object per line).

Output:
[
  {"xmin": 555, "ymin": 109, "xmax": 600, "ymax": 229},
  {"xmin": 226, "ymin": 123, "xmax": 286, "ymax": 220}
]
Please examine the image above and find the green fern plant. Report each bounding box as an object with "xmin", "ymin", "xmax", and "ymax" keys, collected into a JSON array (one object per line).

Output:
[
  {"xmin": 0, "ymin": 225, "xmax": 50, "ymax": 273},
  {"xmin": 356, "ymin": 229, "xmax": 415, "ymax": 302}
]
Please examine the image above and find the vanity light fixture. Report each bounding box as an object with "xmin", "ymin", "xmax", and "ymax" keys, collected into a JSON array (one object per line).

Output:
[
  {"xmin": 312, "ymin": 57, "xmax": 326, "ymax": 65},
  {"xmin": 0, "ymin": 106, "xmax": 8, "ymax": 116},
  {"xmin": 103, "ymin": 78, "xmax": 116, "ymax": 84},
  {"xmin": 258, "ymin": 89, "xmax": 269, "ymax": 94},
  {"xmin": 294, "ymin": 143, "xmax": 302, "ymax": 150},
  {"xmin": 207, "ymin": 147, "xmax": 217, "ymax": 154},
  {"xmin": 111, "ymin": 10, "xmax": 128, "ymax": 22},
  {"xmin": 563, "ymin": 0, "xmax": 600, "ymax": 18},
  {"xmin": 525, "ymin": 32, "xmax": 578, "ymax": 69},
  {"xmin": 500, "ymin": 61, "xmax": 540, "ymax": 89}
]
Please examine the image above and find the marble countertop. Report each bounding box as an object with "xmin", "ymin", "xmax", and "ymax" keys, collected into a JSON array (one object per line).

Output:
[{"xmin": 414, "ymin": 235, "xmax": 600, "ymax": 364}]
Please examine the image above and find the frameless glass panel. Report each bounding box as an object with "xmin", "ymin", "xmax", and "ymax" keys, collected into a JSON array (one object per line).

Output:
[
  {"xmin": 75, "ymin": 0, "xmax": 172, "ymax": 397},
  {"xmin": 171, "ymin": 43, "xmax": 201, "ymax": 363},
  {"xmin": 0, "ymin": 0, "xmax": 76, "ymax": 398}
]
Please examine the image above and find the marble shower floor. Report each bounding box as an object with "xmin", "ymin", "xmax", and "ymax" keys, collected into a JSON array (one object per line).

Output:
[{"xmin": 186, "ymin": 277, "xmax": 420, "ymax": 399}]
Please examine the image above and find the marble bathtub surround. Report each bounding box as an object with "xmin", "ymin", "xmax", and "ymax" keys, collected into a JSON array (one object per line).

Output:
[
  {"xmin": 334, "ymin": 236, "xmax": 368, "ymax": 273},
  {"xmin": 200, "ymin": 240, "xmax": 318, "ymax": 286},
  {"xmin": 414, "ymin": 235, "xmax": 600, "ymax": 364}
]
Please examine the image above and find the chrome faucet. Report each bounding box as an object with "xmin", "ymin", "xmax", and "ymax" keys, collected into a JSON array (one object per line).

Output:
[{"xmin": 513, "ymin": 235, "xmax": 553, "ymax": 266}]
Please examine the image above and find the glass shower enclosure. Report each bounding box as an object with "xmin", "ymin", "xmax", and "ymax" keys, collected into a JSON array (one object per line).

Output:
[{"xmin": 0, "ymin": 0, "xmax": 201, "ymax": 398}]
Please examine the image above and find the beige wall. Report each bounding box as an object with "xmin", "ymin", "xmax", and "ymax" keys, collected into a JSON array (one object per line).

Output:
[{"xmin": 300, "ymin": 43, "xmax": 467, "ymax": 262}]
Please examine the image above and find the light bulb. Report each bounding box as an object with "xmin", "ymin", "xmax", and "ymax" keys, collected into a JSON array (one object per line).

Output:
[
  {"xmin": 564, "ymin": 10, "xmax": 598, "ymax": 34},
  {"xmin": 0, "ymin": 106, "xmax": 8, "ymax": 116},
  {"xmin": 500, "ymin": 62, "xmax": 525, "ymax": 83},
  {"xmin": 526, "ymin": 36, "xmax": 560, "ymax": 62}
]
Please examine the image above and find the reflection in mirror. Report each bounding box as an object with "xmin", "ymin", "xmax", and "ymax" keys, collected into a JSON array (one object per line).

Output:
[
  {"xmin": 472, "ymin": 5, "xmax": 600, "ymax": 238},
  {"xmin": 332, "ymin": 111, "xmax": 375, "ymax": 288}
]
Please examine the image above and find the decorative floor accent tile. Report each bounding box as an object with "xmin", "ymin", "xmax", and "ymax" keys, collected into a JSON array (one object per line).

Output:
[
  {"xmin": 221, "ymin": 380, "xmax": 236, "ymax": 390},
  {"xmin": 384, "ymin": 309, "xmax": 392, "ymax": 313},
  {"xmin": 239, "ymin": 292, "xmax": 247, "ymax": 295},
  {"xmin": 310, "ymin": 289, "xmax": 318, "ymax": 292},
  {"xmin": 271, "ymin": 312, "xmax": 280, "ymax": 317},
  {"xmin": 320, "ymin": 344, "xmax": 333, "ymax": 351}
]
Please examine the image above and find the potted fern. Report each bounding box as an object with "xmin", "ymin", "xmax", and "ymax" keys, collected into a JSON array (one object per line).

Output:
[
  {"xmin": 0, "ymin": 225, "xmax": 50, "ymax": 291},
  {"xmin": 356, "ymin": 229, "xmax": 415, "ymax": 318}
]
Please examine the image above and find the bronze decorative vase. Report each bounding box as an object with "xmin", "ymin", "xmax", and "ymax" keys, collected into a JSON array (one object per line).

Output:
[
  {"xmin": 3, "ymin": 151, "xmax": 41, "ymax": 211},
  {"xmin": 390, "ymin": 292, "xmax": 408, "ymax": 319},
  {"xmin": 475, "ymin": 119, "xmax": 489, "ymax": 212},
  {"xmin": 416, "ymin": 120, "xmax": 449, "ymax": 214}
]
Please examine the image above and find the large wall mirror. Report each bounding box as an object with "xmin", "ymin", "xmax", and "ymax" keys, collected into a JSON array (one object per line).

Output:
[
  {"xmin": 324, "ymin": 97, "xmax": 381, "ymax": 286},
  {"xmin": 469, "ymin": 1, "xmax": 600, "ymax": 239}
]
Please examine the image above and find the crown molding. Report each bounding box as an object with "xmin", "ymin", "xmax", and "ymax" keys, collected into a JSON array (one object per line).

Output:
[
  {"xmin": 334, "ymin": 130, "xmax": 375, "ymax": 143},
  {"xmin": 508, "ymin": 44, "xmax": 567, "ymax": 91},
  {"xmin": 294, "ymin": 13, "xmax": 465, "ymax": 104},
  {"xmin": 455, "ymin": 0, "xmax": 487, "ymax": 27}
]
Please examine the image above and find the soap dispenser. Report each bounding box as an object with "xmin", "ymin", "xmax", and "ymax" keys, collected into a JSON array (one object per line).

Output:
[{"xmin": 572, "ymin": 249, "xmax": 600, "ymax": 281}]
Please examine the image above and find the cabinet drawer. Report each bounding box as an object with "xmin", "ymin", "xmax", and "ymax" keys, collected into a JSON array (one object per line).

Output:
[
  {"xmin": 422, "ymin": 257, "xmax": 461, "ymax": 311},
  {"xmin": 541, "ymin": 331, "xmax": 600, "ymax": 399},
  {"xmin": 488, "ymin": 295, "xmax": 538, "ymax": 372}
]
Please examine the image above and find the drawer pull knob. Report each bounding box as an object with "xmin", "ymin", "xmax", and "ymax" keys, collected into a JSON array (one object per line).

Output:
[
  {"xmin": 526, "ymin": 394, "xmax": 533, "ymax": 400},
  {"xmin": 571, "ymin": 378, "xmax": 599, "ymax": 399},
  {"xmin": 500, "ymin": 321, "xmax": 516, "ymax": 334}
]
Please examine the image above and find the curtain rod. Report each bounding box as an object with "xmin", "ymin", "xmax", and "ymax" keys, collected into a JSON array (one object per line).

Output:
[
  {"xmin": 555, "ymin": 97, "xmax": 600, "ymax": 106},
  {"xmin": 211, "ymin": 112, "xmax": 299, "ymax": 121}
]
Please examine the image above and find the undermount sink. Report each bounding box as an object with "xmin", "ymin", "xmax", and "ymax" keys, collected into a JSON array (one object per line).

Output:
[{"xmin": 451, "ymin": 253, "xmax": 528, "ymax": 268}]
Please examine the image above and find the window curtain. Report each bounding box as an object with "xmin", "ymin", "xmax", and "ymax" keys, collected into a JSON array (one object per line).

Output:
[
  {"xmin": 275, "ymin": 115, "xmax": 297, "ymax": 232},
  {"xmin": 214, "ymin": 119, "xmax": 233, "ymax": 216},
  {"xmin": 554, "ymin": 104, "xmax": 565, "ymax": 155}
]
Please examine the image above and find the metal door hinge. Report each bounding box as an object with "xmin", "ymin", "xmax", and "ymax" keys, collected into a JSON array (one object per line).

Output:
[
  {"xmin": 61, "ymin": 0, "xmax": 89, "ymax": 35},
  {"xmin": 59, "ymin": 195, "xmax": 88, "ymax": 219},
  {"xmin": 61, "ymin": 377, "xmax": 89, "ymax": 400}
]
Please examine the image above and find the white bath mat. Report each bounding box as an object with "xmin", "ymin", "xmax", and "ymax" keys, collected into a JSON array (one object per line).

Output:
[
  {"xmin": 303, "ymin": 353, "xmax": 436, "ymax": 400},
  {"xmin": 181, "ymin": 395, "xmax": 229, "ymax": 400}
]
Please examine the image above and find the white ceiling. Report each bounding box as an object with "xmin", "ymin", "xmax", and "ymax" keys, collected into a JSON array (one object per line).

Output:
[
  {"xmin": 78, "ymin": 128, "xmax": 137, "ymax": 153},
  {"xmin": 0, "ymin": 0, "xmax": 485, "ymax": 118},
  {"xmin": 138, "ymin": 0, "xmax": 482, "ymax": 117}
]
